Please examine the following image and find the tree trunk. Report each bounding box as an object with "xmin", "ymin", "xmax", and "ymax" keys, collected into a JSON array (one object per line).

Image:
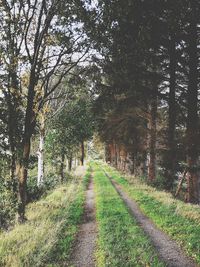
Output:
[
  {"xmin": 185, "ymin": 3, "xmax": 199, "ymax": 204},
  {"xmin": 17, "ymin": 139, "xmax": 31, "ymax": 222},
  {"xmin": 10, "ymin": 152, "xmax": 16, "ymax": 182},
  {"xmin": 105, "ymin": 142, "xmax": 111, "ymax": 163},
  {"xmin": 68, "ymin": 156, "xmax": 72, "ymax": 172},
  {"xmin": 10, "ymin": 151, "xmax": 18, "ymax": 201},
  {"xmin": 5, "ymin": 29, "xmax": 19, "ymax": 193},
  {"xmin": 60, "ymin": 153, "xmax": 65, "ymax": 182},
  {"xmin": 17, "ymin": 72, "xmax": 36, "ymax": 222},
  {"xmin": 80, "ymin": 141, "xmax": 84, "ymax": 166},
  {"xmin": 148, "ymin": 88, "xmax": 157, "ymax": 181},
  {"xmin": 164, "ymin": 35, "xmax": 177, "ymax": 190},
  {"xmin": 37, "ymin": 118, "xmax": 45, "ymax": 187},
  {"xmin": 37, "ymin": 111, "xmax": 45, "ymax": 187},
  {"xmin": 6, "ymin": 69, "xmax": 19, "ymax": 196},
  {"xmin": 114, "ymin": 142, "xmax": 117, "ymax": 167}
]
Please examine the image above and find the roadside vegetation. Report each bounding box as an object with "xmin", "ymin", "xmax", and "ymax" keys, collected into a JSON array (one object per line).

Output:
[
  {"xmin": 0, "ymin": 170, "xmax": 91, "ymax": 267},
  {"xmin": 102, "ymin": 163, "xmax": 200, "ymax": 265},
  {"xmin": 92, "ymin": 163, "xmax": 165, "ymax": 267}
]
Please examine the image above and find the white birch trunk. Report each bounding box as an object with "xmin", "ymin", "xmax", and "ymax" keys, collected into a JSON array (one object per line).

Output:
[
  {"xmin": 37, "ymin": 131, "xmax": 44, "ymax": 186},
  {"xmin": 37, "ymin": 114, "xmax": 45, "ymax": 187}
]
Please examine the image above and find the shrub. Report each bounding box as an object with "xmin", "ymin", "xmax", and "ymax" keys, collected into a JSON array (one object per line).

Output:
[
  {"xmin": 150, "ymin": 173, "xmax": 166, "ymax": 190},
  {"xmin": 0, "ymin": 180, "xmax": 17, "ymax": 229},
  {"xmin": 27, "ymin": 171, "xmax": 74, "ymax": 202}
]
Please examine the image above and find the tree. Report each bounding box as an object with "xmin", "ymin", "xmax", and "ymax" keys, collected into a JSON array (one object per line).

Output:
[
  {"xmin": 0, "ymin": 0, "xmax": 89, "ymax": 221},
  {"xmin": 83, "ymin": 0, "xmax": 200, "ymax": 203},
  {"xmin": 185, "ymin": 1, "xmax": 200, "ymax": 203},
  {"xmin": 46, "ymin": 90, "xmax": 94, "ymax": 177}
]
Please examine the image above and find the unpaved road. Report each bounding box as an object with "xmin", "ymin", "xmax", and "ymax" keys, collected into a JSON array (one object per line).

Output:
[
  {"xmin": 109, "ymin": 177, "xmax": 196, "ymax": 267},
  {"xmin": 69, "ymin": 178, "xmax": 97, "ymax": 267}
]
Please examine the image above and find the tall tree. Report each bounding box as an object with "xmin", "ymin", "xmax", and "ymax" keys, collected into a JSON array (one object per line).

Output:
[
  {"xmin": 0, "ymin": 0, "xmax": 89, "ymax": 221},
  {"xmin": 185, "ymin": 1, "xmax": 200, "ymax": 203}
]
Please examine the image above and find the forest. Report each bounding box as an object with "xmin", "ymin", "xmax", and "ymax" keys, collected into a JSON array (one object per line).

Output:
[{"xmin": 0, "ymin": 0, "xmax": 200, "ymax": 266}]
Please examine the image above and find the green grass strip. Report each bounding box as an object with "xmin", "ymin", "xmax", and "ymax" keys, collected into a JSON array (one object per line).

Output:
[
  {"xmin": 103, "ymin": 163, "xmax": 200, "ymax": 265},
  {"xmin": 0, "ymin": 170, "xmax": 91, "ymax": 267},
  {"xmin": 92, "ymin": 163, "xmax": 165, "ymax": 267}
]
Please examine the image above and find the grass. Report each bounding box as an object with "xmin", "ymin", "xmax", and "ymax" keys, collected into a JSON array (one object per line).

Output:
[
  {"xmin": 0, "ymin": 171, "xmax": 91, "ymax": 267},
  {"xmin": 82, "ymin": 165, "xmax": 92, "ymax": 189},
  {"xmin": 92, "ymin": 162, "xmax": 165, "ymax": 267},
  {"xmin": 102, "ymin": 163, "xmax": 200, "ymax": 265}
]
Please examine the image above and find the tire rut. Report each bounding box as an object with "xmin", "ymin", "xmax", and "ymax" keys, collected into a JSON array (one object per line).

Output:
[{"xmin": 104, "ymin": 169, "xmax": 196, "ymax": 267}]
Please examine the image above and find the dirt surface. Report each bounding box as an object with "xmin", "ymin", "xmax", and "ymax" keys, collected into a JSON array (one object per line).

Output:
[
  {"xmin": 110, "ymin": 178, "xmax": 196, "ymax": 267},
  {"xmin": 69, "ymin": 178, "xmax": 97, "ymax": 267}
]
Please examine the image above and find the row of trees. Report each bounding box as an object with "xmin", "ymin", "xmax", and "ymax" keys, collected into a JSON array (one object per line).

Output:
[
  {"xmin": 0, "ymin": 0, "xmax": 94, "ymax": 223},
  {"xmin": 0, "ymin": 0, "xmax": 199, "ymax": 226},
  {"xmin": 45, "ymin": 89, "xmax": 94, "ymax": 181},
  {"xmin": 82, "ymin": 0, "xmax": 200, "ymax": 203}
]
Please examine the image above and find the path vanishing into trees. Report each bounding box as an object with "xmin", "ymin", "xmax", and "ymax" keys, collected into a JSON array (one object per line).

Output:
[
  {"xmin": 69, "ymin": 164, "xmax": 196, "ymax": 267},
  {"xmin": 70, "ymin": 175, "xmax": 97, "ymax": 267}
]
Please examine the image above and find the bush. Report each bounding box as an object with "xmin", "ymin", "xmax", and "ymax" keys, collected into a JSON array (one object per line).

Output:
[
  {"xmin": 0, "ymin": 169, "xmax": 73, "ymax": 229},
  {"xmin": 27, "ymin": 173, "xmax": 60, "ymax": 202},
  {"xmin": 150, "ymin": 174, "xmax": 166, "ymax": 190},
  {"xmin": 27, "ymin": 171, "xmax": 73, "ymax": 203},
  {"xmin": 0, "ymin": 180, "xmax": 17, "ymax": 229}
]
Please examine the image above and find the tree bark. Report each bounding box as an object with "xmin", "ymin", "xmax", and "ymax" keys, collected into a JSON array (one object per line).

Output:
[
  {"xmin": 17, "ymin": 72, "xmax": 36, "ymax": 222},
  {"xmin": 37, "ymin": 111, "xmax": 45, "ymax": 186},
  {"xmin": 175, "ymin": 169, "xmax": 187, "ymax": 198},
  {"xmin": 5, "ymin": 60, "xmax": 19, "ymax": 196},
  {"xmin": 105, "ymin": 142, "xmax": 111, "ymax": 163},
  {"xmin": 114, "ymin": 142, "xmax": 117, "ymax": 167},
  {"xmin": 148, "ymin": 87, "xmax": 157, "ymax": 181},
  {"xmin": 68, "ymin": 156, "xmax": 72, "ymax": 172},
  {"xmin": 80, "ymin": 141, "xmax": 85, "ymax": 166},
  {"xmin": 17, "ymin": 139, "xmax": 31, "ymax": 222},
  {"xmin": 60, "ymin": 153, "xmax": 65, "ymax": 182},
  {"xmin": 37, "ymin": 125, "xmax": 45, "ymax": 187},
  {"xmin": 164, "ymin": 35, "xmax": 177, "ymax": 190},
  {"xmin": 185, "ymin": 3, "xmax": 199, "ymax": 204}
]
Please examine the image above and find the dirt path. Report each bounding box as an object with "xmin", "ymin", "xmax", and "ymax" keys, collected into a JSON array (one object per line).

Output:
[
  {"xmin": 69, "ymin": 178, "xmax": 97, "ymax": 267},
  {"xmin": 109, "ymin": 177, "xmax": 196, "ymax": 267}
]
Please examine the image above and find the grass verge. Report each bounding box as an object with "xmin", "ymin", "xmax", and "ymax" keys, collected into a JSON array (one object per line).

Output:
[
  {"xmin": 92, "ymin": 163, "xmax": 165, "ymax": 267},
  {"xmin": 0, "ymin": 171, "xmax": 91, "ymax": 267},
  {"xmin": 103, "ymin": 163, "xmax": 200, "ymax": 265}
]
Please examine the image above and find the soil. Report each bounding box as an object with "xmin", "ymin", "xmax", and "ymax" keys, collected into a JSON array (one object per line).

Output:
[
  {"xmin": 69, "ymin": 178, "xmax": 97, "ymax": 267},
  {"xmin": 110, "ymin": 178, "xmax": 196, "ymax": 267}
]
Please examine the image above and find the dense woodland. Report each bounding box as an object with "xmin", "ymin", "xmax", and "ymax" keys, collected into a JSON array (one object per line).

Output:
[
  {"xmin": 88, "ymin": 0, "xmax": 200, "ymax": 203},
  {"xmin": 0, "ymin": 0, "xmax": 200, "ymax": 230}
]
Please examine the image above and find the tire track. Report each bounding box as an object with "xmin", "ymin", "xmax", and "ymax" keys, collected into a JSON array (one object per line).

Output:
[{"xmin": 103, "ymin": 168, "xmax": 196, "ymax": 267}]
